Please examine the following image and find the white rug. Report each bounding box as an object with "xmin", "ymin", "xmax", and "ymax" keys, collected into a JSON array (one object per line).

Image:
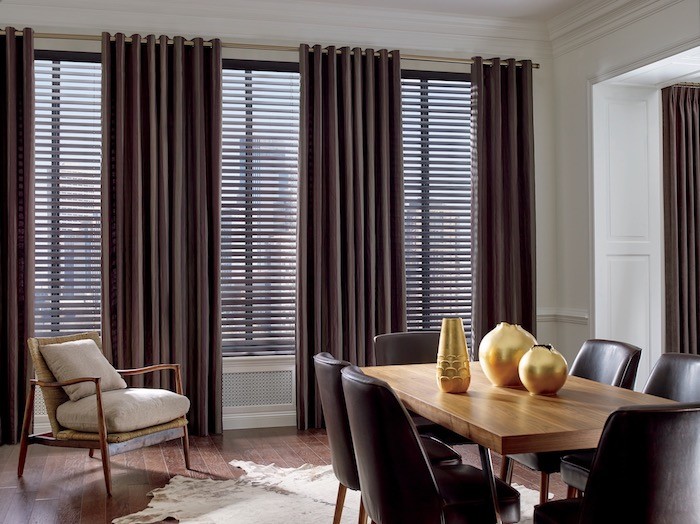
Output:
[{"xmin": 113, "ymin": 460, "xmax": 539, "ymax": 524}]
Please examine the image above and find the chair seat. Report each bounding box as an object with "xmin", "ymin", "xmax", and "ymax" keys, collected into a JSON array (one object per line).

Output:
[
  {"xmin": 412, "ymin": 413, "xmax": 474, "ymax": 446},
  {"xmin": 560, "ymin": 450, "xmax": 595, "ymax": 492},
  {"xmin": 420, "ymin": 435, "xmax": 462, "ymax": 466},
  {"xmin": 56, "ymin": 388, "xmax": 190, "ymax": 434},
  {"xmin": 509, "ymin": 451, "xmax": 567, "ymax": 473},
  {"xmin": 533, "ymin": 498, "xmax": 582, "ymax": 524},
  {"xmin": 433, "ymin": 464, "xmax": 521, "ymax": 524}
]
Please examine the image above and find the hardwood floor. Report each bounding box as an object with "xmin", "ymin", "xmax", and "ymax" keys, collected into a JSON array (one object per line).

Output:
[{"xmin": 0, "ymin": 427, "xmax": 567, "ymax": 523}]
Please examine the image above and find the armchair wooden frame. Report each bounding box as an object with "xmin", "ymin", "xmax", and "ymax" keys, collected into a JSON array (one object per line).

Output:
[{"xmin": 17, "ymin": 332, "xmax": 190, "ymax": 496}]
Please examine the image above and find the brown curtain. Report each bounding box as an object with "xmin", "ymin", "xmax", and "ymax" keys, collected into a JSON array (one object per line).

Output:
[
  {"xmin": 296, "ymin": 44, "xmax": 406, "ymax": 429},
  {"xmin": 470, "ymin": 57, "xmax": 536, "ymax": 354},
  {"xmin": 101, "ymin": 33, "xmax": 223, "ymax": 435},
  {"xmin": 0, "ymin": 27, "xmax": 35, "ymax": 445},
  {"xmin": 663, "ymin": 85, "xmax": 700, "ymax": 355}
]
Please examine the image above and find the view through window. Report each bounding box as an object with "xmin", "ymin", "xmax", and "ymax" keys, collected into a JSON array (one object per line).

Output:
[
  {"xmin": 402, "ymin": 71, "xmax": 473, "ymax": 338},
  {"xmin": 34, "ymin": 56, "xmax": 102, "ymax": 337},
  {"xmin": 220, "ymin": 63, "xmax": 300, "ymax": 355}
]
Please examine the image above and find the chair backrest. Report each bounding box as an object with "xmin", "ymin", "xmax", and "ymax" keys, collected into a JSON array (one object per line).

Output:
[
  {"xmin": 341, "ymin": 366, "xmax": 442, "ymax": 523},
  {"xmin": 27, "ymin": 331, "xmax": 103, "ymax": 436},
  {"xmin": 312, "ymin": 353, "xmax": 360, "ymax": 491},
  {"xmin": 569, "ymin": 339, "xmax": 641, "ymax": 389},
  {"xmin": 643, "ymin": 353, "xmax": 700, "ymax": 402},
  {"xmin": 373, "ymin": 331, "xmax": 440, "ymax": 366},
  {"xmin": 582, "ymin": 403, "xmax": 700, "ymax": 522}
]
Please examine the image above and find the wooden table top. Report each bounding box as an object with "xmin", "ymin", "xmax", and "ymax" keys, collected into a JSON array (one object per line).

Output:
[{"xmin": 362, "ymin": 363, "xmax": 676, "ymax": 455}]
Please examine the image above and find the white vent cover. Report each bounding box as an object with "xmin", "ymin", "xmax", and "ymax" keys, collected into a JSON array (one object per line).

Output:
[{"xmin": 223, "ymin": 370, "xmax": 293, "ymax": 407}]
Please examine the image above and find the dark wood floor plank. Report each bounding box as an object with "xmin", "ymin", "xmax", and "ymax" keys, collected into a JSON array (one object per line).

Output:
[{"xmin": 0, "ymin": 426, "xmax": 568, "ymax": 523}]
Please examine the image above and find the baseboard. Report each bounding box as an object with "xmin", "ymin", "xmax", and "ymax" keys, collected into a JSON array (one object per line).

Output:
[{"xmin": 223, "ymin": 411, "xmax": 296, "ymax": 430}]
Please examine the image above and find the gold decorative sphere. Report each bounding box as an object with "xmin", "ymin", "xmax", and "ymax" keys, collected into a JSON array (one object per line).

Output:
[
  {"xmin": 518, "ymin": 344, "xmax": 568, "ymax": 396},
  {"xmin": 436, "ymin": 317, "xmax": 471, "ymax": 393},
  {"xmin": 478, "ymin": 322, "xmax": 537, "ymax": 387}
]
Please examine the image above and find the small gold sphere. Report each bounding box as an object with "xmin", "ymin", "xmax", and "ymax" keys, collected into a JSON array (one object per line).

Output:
[
  {"xmin": 479, "ymin": 322, "xmax": 537, "ymax": 387},
  {"xmin": 518, "ymin": 344, "xmax": 568, "ymax": 395}
]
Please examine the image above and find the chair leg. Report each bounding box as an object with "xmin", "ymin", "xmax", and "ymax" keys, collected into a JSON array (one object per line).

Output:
[
  {"xmin": 333, "ymin": 482, "xmax": 347, "ymax": 524},
  {"xmin": 17, "ymin": 383, "xmax": 36, "ymax": 477},
  {"xmin": 358, "ymin": 496, "xmax": 367, "ymax": 524},
  {"xmin": 182, "ymin": 426, "xmax": 191, "ymax": 470},
  {"xmin": 566, "ymin": 486, "xmax": 580, "ymax": 499},
  {"xmin": 99, "ymin": 437, "xmax": 112, "ymax": 496},
  {"xmin": 89, "ymin": 448, "xmax": 95, "ymax": 458},
  {"xmin": 539, "ymin": 472, "xmax": 550, "ymax": 505},
  {"xmin": 500, "ymin": 456, "xmax": 514, "ymax": 484}
]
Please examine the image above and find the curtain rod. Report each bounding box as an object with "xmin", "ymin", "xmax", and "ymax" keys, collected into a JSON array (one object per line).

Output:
[
  {"xmin": 674, "ymin": 82, "xmax": 700, "ymax": 87},
  {"xmin": 1, "ymin": 29, "xmax": 540, "ymax": 68}
]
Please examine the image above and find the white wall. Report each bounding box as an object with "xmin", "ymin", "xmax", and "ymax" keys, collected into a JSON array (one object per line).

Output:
[{"xmin": 550, "ymin": 0, "xmax": 700, "ymax": 363}]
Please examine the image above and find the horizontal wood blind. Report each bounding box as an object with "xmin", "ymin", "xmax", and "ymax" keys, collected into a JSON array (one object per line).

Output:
[
  {"xmin": 221, "ymin": 67, "xmax": 299, "ymax": 354},
  {"xmin": 34, "ymin": 59, "xmax": 102, "ymax": 337},
  {"xmin": 402, "ymin": 73, "xmax": 473, "ymax": 339}
]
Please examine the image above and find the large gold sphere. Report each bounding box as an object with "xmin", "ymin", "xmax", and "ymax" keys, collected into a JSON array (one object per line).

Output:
[
  {"xmin": 518, "ymin": 344, "xmax": 568, "ymax": 395},
  {"xmin": 436, "ymin": 317, "xmax": 471, "ymax": 393},
  {"xmin": 479, "ymin": 322, "xmax": 537, "ymax": 387}
]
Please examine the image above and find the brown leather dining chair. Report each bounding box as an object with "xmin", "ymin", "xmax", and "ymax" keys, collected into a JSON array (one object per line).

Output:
[
  {"xmin": 313, "ymin": 352, "xmax": 462, "ymax": 524},
  {"xmin": 373, "ymin": 331, "xmax": 474, "ymax": 446},
  {"xmin": 501, "ymin": 338, "xmax": 642, "ymax": 504},
  {"xmin": 533, "ymin": 403, "xmax": 700, "ymax": 523},
  {"xmin": 559, "ymin": 352, "xmax": 700, "ymax": 497},
  {"xmin": 341, "ymin": 365, "xmax": 521, "ymax": 524}
]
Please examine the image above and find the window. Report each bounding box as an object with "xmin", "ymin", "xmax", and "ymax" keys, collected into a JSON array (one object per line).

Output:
[
  {"xmin": 221, "ymin": 61, "xmax": 300, "ymax": 355},
  {"xmin": 34, "ymin": 54, "xmax": 102, "ymax": 337},
  {"xmin": 402, "ymin": 71, "xmax": 473, "ymax": 337}
]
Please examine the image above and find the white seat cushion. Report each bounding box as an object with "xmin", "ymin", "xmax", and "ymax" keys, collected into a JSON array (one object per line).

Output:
[
  {"xmin": 40, "ymin": 339, "xmax": 127, "ymax": 401},
  {"xmin": 56, "ymin": 388, "xmax": 190, "ymax": 434}
]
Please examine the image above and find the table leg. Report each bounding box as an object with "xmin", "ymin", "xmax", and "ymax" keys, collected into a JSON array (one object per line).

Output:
[{"xmin": 478, "ymin": 445, "xmax": 502, "ymax": 524}]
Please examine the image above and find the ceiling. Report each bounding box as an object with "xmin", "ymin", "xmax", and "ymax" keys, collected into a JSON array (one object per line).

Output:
[
  {"xmin": 0, "ymin": 0, "xmax": 588, "ymax": 22},
  {"xmin": 612, "ymin": 46, "xmax": 700, "ymax": 87}
]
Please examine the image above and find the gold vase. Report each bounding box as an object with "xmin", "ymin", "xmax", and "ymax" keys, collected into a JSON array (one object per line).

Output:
[
  {"xmin": 436, "ymin": 317, "xmax": 471, "ymax": 393},
  {"xmin": 478, "ymin": 322, "xmax": 537, "ymax": 387},
  {"xmin": 518, "ymin": 344, "xmax": 568, "ymax": 395}
]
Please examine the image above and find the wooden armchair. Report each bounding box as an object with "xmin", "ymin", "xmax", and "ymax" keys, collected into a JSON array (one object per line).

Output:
[{"xmin": 17, "ymin": 332, "xmax": 191, "ymax": 496}]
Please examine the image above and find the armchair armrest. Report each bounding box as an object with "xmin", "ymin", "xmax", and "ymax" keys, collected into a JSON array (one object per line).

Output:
[
  {"xmin": 114, "ymin": 364, "xmax": 184, "ymax": 395},
  {"xmin": 32, "ymin": 376, "xmax": 100, "ymax": 388}
]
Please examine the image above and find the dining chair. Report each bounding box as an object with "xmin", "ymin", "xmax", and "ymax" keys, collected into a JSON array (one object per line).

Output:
[
  {"xmin": 341, "ymin": 365, "xmax": 521, "ymax": 524},
  {"xmin": 18, "ymin": 332, "xmax": 190, "ymax": 496},
  {"xmin": 313, "ymin": 353, "xmax": 462, "ymax": 524},
  {"xmin": 373, "ymin": 331, "xmax": 474, "ymax": 446},
  {"xmin": 559, "ymin": 352, "xmax": 700, "ymax": 497},
  {"xmin": 533, "ymin": 403, "xmax": 700, "ymax": 523},
  {"xmin": 501, "ymin": 338, "xmax": 642, "ymax": 504}
]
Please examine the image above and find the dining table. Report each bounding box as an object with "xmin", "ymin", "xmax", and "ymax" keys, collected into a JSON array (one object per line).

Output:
[{"xmin": 361, "ymin": 363, "xmax": 676, "ymax": 524}]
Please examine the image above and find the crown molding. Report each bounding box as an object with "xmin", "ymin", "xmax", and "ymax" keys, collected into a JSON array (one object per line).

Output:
[
  {"xmin": 0, "ymin": 0, "xmax": 553, "ymax": 59},
  {"xmin": 548, "ymin": 0, "xmax": 688, "ymax": 57}
]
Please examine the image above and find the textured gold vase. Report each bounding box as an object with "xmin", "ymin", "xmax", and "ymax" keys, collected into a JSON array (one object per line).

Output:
[
  {"xmin": 478, "ymin": 322, "xmax": 537, "ymax": 387},
  {"xmin": 518, "ymin": 344, "xmax": 568, "ymax": 395},
  {"xmin": 436, "ymin": 317, "xmax": 471, "ymax": 393}
]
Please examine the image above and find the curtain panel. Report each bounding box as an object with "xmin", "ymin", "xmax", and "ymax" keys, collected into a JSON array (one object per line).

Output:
[
  {"xmin": 101, "ymin": 33, "xmax": 223, "ymax": 435},
  {"xmin": 0, "ymin": 27, "xmax": 35, "ymax": 445},
  {"xmin": 662, "ymin": 85, "xmax": 700, "ymax": 355},
  {"xmin": 470, "ymin": 57, "xmax": 536, "ymax": 354},
  {"xmin": 296, "ymin": 44, "xmax": 406, "ymax": 429}
]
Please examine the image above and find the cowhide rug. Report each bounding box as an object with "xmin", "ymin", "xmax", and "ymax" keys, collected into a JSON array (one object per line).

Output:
[{"xmin": 112, "ymin": 460, "xmax": 540, "ymax": 523}]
